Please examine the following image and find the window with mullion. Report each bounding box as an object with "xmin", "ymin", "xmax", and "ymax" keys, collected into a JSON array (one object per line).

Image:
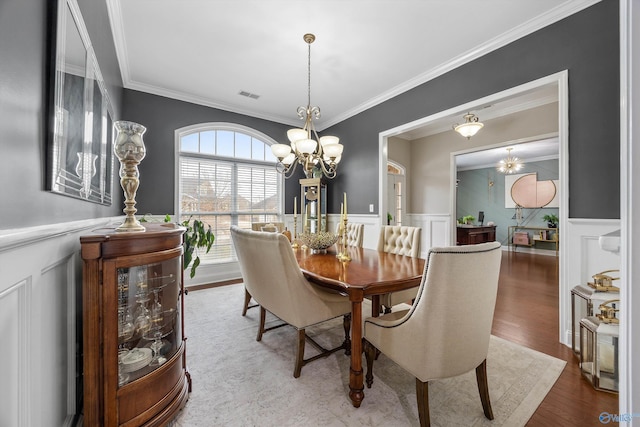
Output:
[{"xmin": 178, "ymin": 126, "xmax": 282, "ymax": 265}]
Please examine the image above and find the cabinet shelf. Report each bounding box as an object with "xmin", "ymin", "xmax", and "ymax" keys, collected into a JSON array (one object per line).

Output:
[{"xmin": 508, "ymin": 225, "xmax": 559, "ymax": 255}]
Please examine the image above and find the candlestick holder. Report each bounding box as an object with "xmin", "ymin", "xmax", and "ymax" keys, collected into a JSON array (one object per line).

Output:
[
  {"xmin": 113, "ymin": 121, "xmax": 147, "ymax": 232},
  {"xmin": 337, "ymin": 216, "xmax": 351, "ymax": 262}
]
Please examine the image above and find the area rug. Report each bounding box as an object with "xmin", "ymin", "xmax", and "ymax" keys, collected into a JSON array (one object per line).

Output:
[{"xmin": 171, "ymin": 283, "xmax": 565, "ymax": 427}]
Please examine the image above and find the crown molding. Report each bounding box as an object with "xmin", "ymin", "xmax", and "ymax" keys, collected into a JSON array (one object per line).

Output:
[
  {"xmin": 321, "ymin": 0, "xmax": 601, "ymax": 130},
  {"xmin": 108, "ymin": 0, "xmax": 600, "ymax": 130}
]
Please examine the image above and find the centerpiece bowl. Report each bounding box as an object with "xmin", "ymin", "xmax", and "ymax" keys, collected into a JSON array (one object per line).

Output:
[{"xmin": 298, "ymin": 232, "xmax": 339, "ymax": 254}]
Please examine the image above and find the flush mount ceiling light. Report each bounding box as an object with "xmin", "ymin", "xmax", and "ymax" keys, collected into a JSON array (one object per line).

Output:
[
  {"xmin": 270, "ymin": 33, "xmax": 343, "ymax": 179},
  {"xmin": 453, "ymin": 113, "xmax": 484, "ymax": 139},
  {"xmin": 497, "ymin": 147, "xmax": 524, "ymax": 174}
]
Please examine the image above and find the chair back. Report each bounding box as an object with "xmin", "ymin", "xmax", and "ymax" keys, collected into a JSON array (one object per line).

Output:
[
  {"xmin": 396, "ymin": 242, "xmax": 502, "ymax": 381},
  {"xmin": 251, "ymin": 222, "xmax": 285, "ymax": 233},
  {"xmin": 336, "ymin": 222, "xmax": 364, "ymax": 247},
  {"xmin": 230, "ymin": 226, "xmax": 348, "ymax": 328},
  {"xmin": 377, "ymin": 225, "xmax": 421, "ymax": 257}
]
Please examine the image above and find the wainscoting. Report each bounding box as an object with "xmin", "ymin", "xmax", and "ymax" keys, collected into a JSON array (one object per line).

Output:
[
  {"xmin": 560, "ymin": 218, "xmax": 621, "ymax": 346},
  {"xmin": 0, "ymin": 215, "xmax": 620, "ymax": 425},
  {"xmin": 0, "ymin": 218, "xmax": 115, "ymax": 426}
]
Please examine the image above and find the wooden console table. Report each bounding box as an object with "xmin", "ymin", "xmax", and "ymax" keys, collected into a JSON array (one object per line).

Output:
[
  {"xmin": 508, "ymin": 225, "xmax": 559, "ymax": 255},
  {"xmin": 456, "ymin": 225, "xmax": 496, "ymax": 245}
]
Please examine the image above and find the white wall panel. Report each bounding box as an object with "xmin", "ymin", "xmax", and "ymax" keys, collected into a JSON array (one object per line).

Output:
[
  {"xmin": 561, "ymin": 219, "xmax": 621, "ymax": 346},
  {"xmin": 0, "ymin": 217, "xmax": 114, "ymax": 427},
  {"xmin": 0, "ymin": 279, "xmax": 30, "ymax": 427},
  {"xmin": 407, "ymin": 213, "xmax": 453, "ymax": 257}
]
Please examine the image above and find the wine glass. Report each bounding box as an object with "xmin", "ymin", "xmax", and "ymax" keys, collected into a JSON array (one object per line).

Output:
[
  {"xmin": 134, "ymin": 294, "xmax": 151, "ymax": 335},
  {"xmin": 118, "ymin": 306, "xmax": 135, "ymax": 342},
  {"xmin": 145, "ymin": 327, "xmax": 170, "ymax": 367},
  {"xmin": 150, "ymin": 288, "xmax": 163, "ymax": 329}
]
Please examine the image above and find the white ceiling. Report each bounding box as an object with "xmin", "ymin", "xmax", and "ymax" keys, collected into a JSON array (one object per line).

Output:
[
  {"xmin": 455, "ymin": 137, "xmax": 559, "ymax": 171},
  {"xmin": 106, "ymin": 0, "xmax": 598, "ymax": 131}
]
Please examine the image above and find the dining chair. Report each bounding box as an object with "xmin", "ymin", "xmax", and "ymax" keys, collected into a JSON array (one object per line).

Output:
[
  {"xmin": 230, "ymin": 225, "xmax": 352, "ymax": 378},
  {"xmin": 363, "ymin": 241, "xmax": 502, "ymax": 427},
  {"xmin": 243, "ymin": 221, "xmax": 286, "ymax": 315},
  {"xmin": 377, "ymin": 225, "xmax": 422, "ymax": 311},
  {"xmin": 336, "ymin": 222, "xmax": 364, "ymax": 248},
  {"xmin": 251, "ymin": 222, "xmax": 285, "ymax": 232}
]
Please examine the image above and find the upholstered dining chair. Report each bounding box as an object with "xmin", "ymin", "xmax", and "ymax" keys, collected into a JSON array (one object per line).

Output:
[
  {"xmin": 336, "ymin": 222, "xmax": 364, "ymax": 248},
  {"xmin": 230, "ymin": 226, "xmax": 352, "ymax": 378},
  {"xmin": 377, "ymin": 225, "xmax": 422, "ymax": 310},
  {"xmin": 251, "ymin": 222, "xmax": 285, "ymax": 232},
  {"xmin": 243, "ymin": 221, "xmax": 286, "ymax": 315},
  {"xmin": 363, "ymin": 241, "xmax": 502, "ymax": 427}
]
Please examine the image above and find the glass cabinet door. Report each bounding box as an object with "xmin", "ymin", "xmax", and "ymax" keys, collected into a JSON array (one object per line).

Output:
[
  {"xmin": 300, "ymin": 177, "xmax": 327, "ymax": 233},
  {"xmin": 116, "ymin": 256, "xmax": 182, "ymax": 386}
]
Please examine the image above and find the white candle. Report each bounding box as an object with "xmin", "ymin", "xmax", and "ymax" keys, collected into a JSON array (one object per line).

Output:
[
  {"xmin": 294, "ymin": 196, "xmax": 297, "ymax": 216},
  {"xmin": 343, "ymin": 192, "xmax": 347, "ymax": 218}
]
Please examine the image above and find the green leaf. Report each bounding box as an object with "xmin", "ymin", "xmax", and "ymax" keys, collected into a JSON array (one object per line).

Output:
[{"xmin": 189, "ymin": 256, "xmax": 201, "ymax": 278}]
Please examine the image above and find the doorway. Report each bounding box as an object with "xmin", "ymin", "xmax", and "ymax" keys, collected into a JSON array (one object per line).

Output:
[
  {"xmin": 387, "ymin": 160, "xmax": 406, "ymax": 226},
  {"xmin": 378, "ymin": 71, "xmax": 569, "ymax": 343}
]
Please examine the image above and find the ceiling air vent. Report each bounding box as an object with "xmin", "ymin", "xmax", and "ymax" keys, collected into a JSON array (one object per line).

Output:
[{"xmin": 238, "ymin": 90, "xmax": 260, "ymax": 100}]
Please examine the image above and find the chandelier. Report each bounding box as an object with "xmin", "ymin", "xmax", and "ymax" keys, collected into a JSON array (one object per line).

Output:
[
  {"xmin": 453, "ymin": 113, "xmax": 484, "ymax": 139},
  {"xmin": 497, "ymin": 147, "xmax": 524, "ymax": 174},
  {"xmin": 270, "ymin": 34, "xmax": 343, "ymax": 179}
]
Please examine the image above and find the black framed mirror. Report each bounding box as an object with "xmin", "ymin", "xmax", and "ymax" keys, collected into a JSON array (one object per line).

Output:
[{"xmin": 46, "ymin": 0, "xmax": 114, "ymax": 205}]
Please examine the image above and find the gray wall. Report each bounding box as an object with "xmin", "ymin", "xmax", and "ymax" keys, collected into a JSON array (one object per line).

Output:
[
  {"xmin": 325, "ymin": 1, "xmax": 619, "ymax": 219},
  {"xmin": 121, "ymin": 90, "xmax": 295, "ymax": 215},
  {"xmin": 0, "ymin": 0, "xmax": 123, "ymax": 229},
  {"xmin": 0, "ymin": 1, "xmax": 620, "ymax": 229}
]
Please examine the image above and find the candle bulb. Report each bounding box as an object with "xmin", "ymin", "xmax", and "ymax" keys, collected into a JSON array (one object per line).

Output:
[
  {"xmin": 294, "ymin": 196, "xmax": 297, "ymax": 217},
  {"xmin": 343, "ymin": 192, "xmax": 347, "ymax": 218}
]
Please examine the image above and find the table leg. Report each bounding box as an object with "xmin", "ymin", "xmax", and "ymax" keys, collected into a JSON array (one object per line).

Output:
[{"xmin": 348, "ymin": 293, "xmax": 364, "ymax": 407}]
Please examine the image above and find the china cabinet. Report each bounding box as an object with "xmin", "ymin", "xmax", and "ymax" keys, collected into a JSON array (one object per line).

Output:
[
  {"xmin": 300, "ymin": 177, "xmax": 327, "ymax": 233},
  {"xmin": 80, "ymin": 223, "xmax": 190, "ymax": 426}
]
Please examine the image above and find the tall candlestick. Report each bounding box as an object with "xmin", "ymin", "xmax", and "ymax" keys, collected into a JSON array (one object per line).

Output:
[{"xmin": 343, "ymin": 192, "xmax": 347, "ymax": 218}]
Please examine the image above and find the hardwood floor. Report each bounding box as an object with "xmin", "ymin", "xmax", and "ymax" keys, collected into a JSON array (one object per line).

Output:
[{"xmin": 493, "ymin": 251, "xmax": 619, "ymax": 426}]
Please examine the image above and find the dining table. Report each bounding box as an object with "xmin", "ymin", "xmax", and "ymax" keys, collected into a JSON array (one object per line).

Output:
[{"xmin": 294, "ymin": 245, "xmax": 425, "ymax": 408}]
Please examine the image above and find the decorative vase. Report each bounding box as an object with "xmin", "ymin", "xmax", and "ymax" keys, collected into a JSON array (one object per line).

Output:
[{"xmin": 113, "ymin": 121, "xmax": 147, "ymax": 232}]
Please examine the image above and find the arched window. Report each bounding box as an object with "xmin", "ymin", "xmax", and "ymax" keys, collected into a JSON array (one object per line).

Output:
[{"xmin": 176, "ymin": 123, "xmax": 282, "ymax": 264}]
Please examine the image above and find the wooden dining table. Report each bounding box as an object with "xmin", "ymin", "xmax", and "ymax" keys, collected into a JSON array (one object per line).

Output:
[{"xmin": 294, "ymin": 245, "xmax": 425, "ymax": 408}]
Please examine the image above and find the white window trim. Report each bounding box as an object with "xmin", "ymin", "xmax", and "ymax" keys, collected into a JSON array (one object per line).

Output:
[{"xmin": 174, "ymin": 122, "xmax": 284, "ymax": 286}]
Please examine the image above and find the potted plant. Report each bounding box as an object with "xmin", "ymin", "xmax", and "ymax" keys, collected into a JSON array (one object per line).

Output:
[
  {"xmin": 387, "ymin": 212, "xmax": 393, "ymax": 225},
  {"xmin": 460, "ymin": 215, "xmax": 475, "ymax": 225},
  {"xmin": 542, "ymin": 213, "xmax": 559, "ymax": 229},
  {"xmin": 141, "ymin": 214, "xmax": 215, "ymax": 278}
]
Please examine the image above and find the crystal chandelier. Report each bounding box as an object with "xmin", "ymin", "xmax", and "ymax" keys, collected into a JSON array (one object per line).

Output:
[
  {"xmin": 270, "ymin": 34, "xmax": 343, "ymax": 179},
  {"xmin": 453, "ymin": 113, "xmax": 484, "ymax": 139},
  {"xmin": 497, "ymin": 147, "xmax": 524, "ymax": 174}
]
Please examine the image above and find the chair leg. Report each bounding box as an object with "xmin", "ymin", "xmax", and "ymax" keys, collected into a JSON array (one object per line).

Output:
[
  {"xmin": 256, "ymin": 306, "xmax": 266, "ymax": 342},
  {"xmin": 242, "ymin": 289, "xmax": 252, "ymax": 316},
  {"xmin": 475, "ymin": 359, "xmax": 494, "ymax": 420},
  {"xmin": 342, "ymin": 314, "xmax": 352, "ymax": 355},
  {"xmin": 416, "ymin": 379, "xmax": 430, "ymax": 427},
  {"xmin": 294, "ymin": 329, "xmax": 306, "ymax": 378},
  {"xmin": 364, "ymin": 339, "xmax": 376, "ymax": 388}
]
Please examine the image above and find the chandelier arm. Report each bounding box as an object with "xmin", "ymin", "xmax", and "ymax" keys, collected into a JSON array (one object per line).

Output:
[
  {"xmin": 282, "ymin": 159, "xmax": 299, "ymax": 179},
  {"xmin": 317, "ymin": 158, "xmax": 337, "ymax": 179}
]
